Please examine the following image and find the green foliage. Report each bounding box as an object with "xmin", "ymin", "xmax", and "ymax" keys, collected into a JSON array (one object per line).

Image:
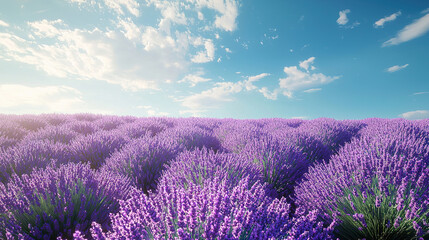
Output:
[{"xmin": 330, "ymin": 176, "xmax": 429, "ymax": 240}]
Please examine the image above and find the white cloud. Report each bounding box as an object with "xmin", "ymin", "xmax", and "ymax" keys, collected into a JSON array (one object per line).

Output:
[
  {"xmin": 303, "ymin": 88, "xmax": 321, "ymax": 93},
  {"xmin": 244, "ymin": 73, "xmax": 269, "ymax": 90},
  {"xmin": 179, "ymin": 71, "xmax": 212, "ymax": 87},
  {"xmin": 225, "ymin": 47, "xmax": 232, "ymax": 53},
  {"xmin": 386, "ymin": 64, "xmax": 409, "ymax": 72},
  {"xmin": 259, "ymin": 87, "xmax": 279, "ymax": 100},
  {"xmin": 136, "ymin": 105, "xmax": 169, "ymax": 116},
  {"xmin": 413, "ymin": 91, "xmax": 429, "ymax": 95},
  {"xmin": 117, "ymin": 17, "xmax": 141, "ymax": 41},
  {"xmin": 0, "ymin": 20, "xmax": 9, "ymax": 27},
  {"xmin": 188, "ymin": 0, "xmax": 239, "ymax": 31},
  {"xmin": 374, "ymin": 11, "xmax": 401, "ymax": 28},
  {"xmin": 180, "ymin": 73, "xmax": 269, "ymax": 115},
  {"xmin": 400, "ymin": 110, "xmax": 429, "ymax": 120},
  {"xmin": 0, "ymin": 19, "xmax": 188, "ymax": 90},
  {"xmin": 299, "ymin": 56, "xmax": 315, "ymax": 71},
  {"xmin": 423, "ymin": 8, "xmax": 429, "ymax": 14},
  {"xmin": 337, "ymin": 9, "xmax": 350, "ymax": 25},
  {"xmin": 279, "ymin": 57, "xmax": 339, "ymax": 98},
  {"xmin": 0, "ymin": 84, "xmax": 85, "ymax": 114},
  {"xmin": 104, "ymin": 0, "xmax": 140, "ymax": 17},
  {"xmin": 383, "ymin": 13, "xmax": 429, "ymax": 46},
  {"xmin": 191, "ymin": 38, "xmax": 215, "ymax": 63}
]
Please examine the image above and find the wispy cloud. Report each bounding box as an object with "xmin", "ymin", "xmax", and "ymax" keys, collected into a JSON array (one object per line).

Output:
[
  {"xmin": 137, "ymin": 105, "xmax": 169, "ymax": 116},
  {"xmin": 180, "ymin": 73, "xmax": 270, "ymax": 115},
  {"xmin": 400, "ymin": 110, "xmax": 429, "ymax": 120},
  {"xmin": 337, "ymin": 9, "xmax": 350, "ymax": 25},
  {"xmin": 374, "ymin": 11, "xmax": 401, "ymax": 28},
  {"xmin": 0, "ymin": 84, "xmax": 86, "ymax": 114},
  {"xmin": 0, "ymin": 20, "xmax": 9, "ymax": 27},
  {"xmin": 303, "ymin": 88, "xmax": 321, "ymax": 93},
  {"xmin": 413, "ymin": 91, "xmax": 429, "ymax": 95},
  {"xmin": 179, "ymin": 71, "xmax": 212, "ymax": 87},
  {"xmin": 386, "ymin": 64, "xmax": 409, "ymax": 72},
  {"xmin": 383, "ymin": 13, "xmax": 429, "ymax": 47}
]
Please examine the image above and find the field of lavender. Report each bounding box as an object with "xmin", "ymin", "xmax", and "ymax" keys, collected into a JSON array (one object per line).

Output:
[{"xmin": 0, "ymin": 114, "xmax": 428, "ymax": 240}]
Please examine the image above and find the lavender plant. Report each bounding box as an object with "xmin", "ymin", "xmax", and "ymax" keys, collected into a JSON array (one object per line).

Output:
[
  {"xmin": 63, "ymin": 120, "xmax": 98, "ymax": 135},
  {"xmin": 70, "ymin": 130, "xmax": 130, "ymax": 169},
  {"xmin": 0, "ymin": 162, "xmax": 132, "ymax": 239},
  {"xmin": 242, "ymin": 135, "xmax": 309, "ymax": 198},
  {"xmin": 295, "ymin": 120, "xmax": 429, "ymax": 239},
  {"xmin": 102, "ymin": 136, "xmax": 183, "ymax": 193},
  {"xmin": 0, "ymin": 140, "xmax": 71, "ymax": 184},
  {"xmin": 21, "ymin": 125, "xmax": 78, "ymax": 144},
  {"xmin": 158, "ymin": 148, "xmax": 262, "ymax": 190},
  {"xmin": 158, "ymin": 125, "xmax": 222, "ymax": 152}
]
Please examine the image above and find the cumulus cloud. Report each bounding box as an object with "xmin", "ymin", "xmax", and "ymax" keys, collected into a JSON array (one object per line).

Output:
[
  {"xmin": 259, "ymin": 87, "xmax": 279, "ymax": 100},
  {"xmin": 299, "ymin": 57, "xmax": 316, "ymax": 71},
  {"xmin": 179, "ymin": 71, "xmax": 212, "ymax": 87},
  {"xmin": 337, "ymin": 9, "xmax": 350, "ymax": 25},
  {"xmin": 374, "ymin": 11, "xmax": 401, "ymax": 28},
  {"xmin": 188, "ymin": 0, "xmax": 239, "ymax": 31},
  {"xmin": 180, "ymin": 73, "xmax": 269, "ymax": 115},
  {"xmin": 383, "ymin": 13, "xmax": 429, "ymax": 47},
  {"xmin": 279, "ymin": 57, "xmax": 339, "ymax": 98},
  {"xmin": 191, "ymin": 38, "xmax": 215, "ymax": 63},
  {"xmin": 0, "ymin": 84, "xmax": 85, "ymax": 114},
  {"xmin": 386, "ymin": 64, "xmax": 409, "ymax": 72},
  {"xmin": 400, "ymin": 110, "xmax": 429, "ymax": 120}
]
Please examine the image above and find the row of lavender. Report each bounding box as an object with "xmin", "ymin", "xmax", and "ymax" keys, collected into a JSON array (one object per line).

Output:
[{"xmin": 0, "ymin": 114, "xmax": 428, "ymax": 239}]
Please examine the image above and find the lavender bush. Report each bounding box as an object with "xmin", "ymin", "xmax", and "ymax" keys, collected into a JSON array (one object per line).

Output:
[
  {"xmin": 70, "ymin": 130, "xmax": 130, "ymax": 169},
  {"xmin": 158, "ymin": 147, "xmax": 262, "ymax": 190},
  {"xmin": 102, "ymin": 136, "xmax": 183, "ymax": 193},
  {"xmin": 295, "ymin": 119, "xmax": 429, "ymax": 239},
  {"xmin": 0, "ymin": 140, "xmax": 71, "ymax": 184},
  {"xmin": 0, "ymin": 162, "xmax": 132, "ymax": 239},
  {"xmin": 242, "ymin": 135, "xmax": 309, "ymax": 198}
]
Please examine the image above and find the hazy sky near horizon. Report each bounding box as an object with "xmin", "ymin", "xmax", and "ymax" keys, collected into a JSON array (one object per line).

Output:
[{"xmin": 0, "ymin": 0, "xmax": 428, "ymax": 119}]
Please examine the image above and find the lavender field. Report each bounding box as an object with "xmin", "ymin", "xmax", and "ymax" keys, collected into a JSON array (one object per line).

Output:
[{"xmin": 0, "ymin": 114, "xmax": 428, "ymax": 240}]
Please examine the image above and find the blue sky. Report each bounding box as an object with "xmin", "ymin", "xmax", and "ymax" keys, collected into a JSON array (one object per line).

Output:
[{"xmin": 0, "ymin": 0, "xmax": 428, "ymax": 120}]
